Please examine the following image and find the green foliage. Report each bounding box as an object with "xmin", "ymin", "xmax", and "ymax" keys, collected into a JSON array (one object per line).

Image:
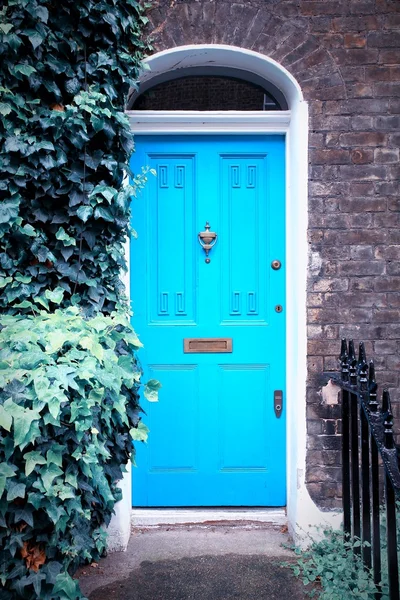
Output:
[
  {"xmin": 290, "ymin": 506, "xmax": 400, "ymax": 600},
  {"xmin": 0, "ymin": 0, "xmax": 155, "ymax": 598},
  {"xmin": 0, "ymin": 309, "xmax": 157, "ymax": 599},
  {"xmin": 0, "ymin": 0, "xmax": 151, "ymax": 315}
]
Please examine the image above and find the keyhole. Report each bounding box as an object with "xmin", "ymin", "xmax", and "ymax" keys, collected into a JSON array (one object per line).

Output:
[{"xmin": 275, "ymin": 304, "xmax": 283, "ymax": 313}]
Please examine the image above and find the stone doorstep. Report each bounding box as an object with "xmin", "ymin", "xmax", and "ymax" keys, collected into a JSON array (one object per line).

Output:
[{"xmin": 131, "ymin": 507, "xmax": 287, "ymax": 528}]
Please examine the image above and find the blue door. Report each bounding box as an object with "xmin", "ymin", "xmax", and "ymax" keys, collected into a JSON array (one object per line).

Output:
[{"xmin": 130, "ymin": 135, "xmax": 286, "ymax": 506}]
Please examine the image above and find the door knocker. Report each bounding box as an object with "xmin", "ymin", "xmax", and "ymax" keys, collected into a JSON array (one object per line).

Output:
[{"xmin": 198, "ymin": 222, "xmax": 217, "ymax": 263}]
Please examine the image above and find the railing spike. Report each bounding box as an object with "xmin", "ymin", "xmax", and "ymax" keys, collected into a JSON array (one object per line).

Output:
[
  {"xmin": 340, "ymin": 338, "xmax": 348, "ymax": 361},
  {"xmin": 382, "ymin": 388, "xmax": 390, "ymax": 414},
  {"xmin": 348, "ymin": 339, "xmax": 357, "ymax": 386},
  {"xmin": 368, "ymin": 360, "xmax": 378, "ymax": 412},
  {"xmin": 382, "ymin": 389, "xmax": 394, "ymax": 450},
  {"xmin": 340, "ymin": 338, "xmax": 349, "ymax": 382},
  {"xmin": 357, "ymin": 342, "xmax": 368, "ymax": 392},
  {"xmin": 358, "ymin": 341, "xmax": 367, "ymax": 365}
]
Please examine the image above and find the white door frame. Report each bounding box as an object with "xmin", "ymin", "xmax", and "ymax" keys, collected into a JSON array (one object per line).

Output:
[{"xmin": 108, "ymin": 45, "xmax": 341, "ymax": 551}]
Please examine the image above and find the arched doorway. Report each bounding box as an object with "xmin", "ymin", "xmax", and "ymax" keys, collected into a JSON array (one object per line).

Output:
[{"xmin": 125, "ymin": 45, "xmax": 309, "ymax": 534}]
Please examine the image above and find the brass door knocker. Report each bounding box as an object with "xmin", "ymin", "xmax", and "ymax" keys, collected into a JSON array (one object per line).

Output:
[{"xmin": 198, "ymin": 222, "xmax": 217, "ymax": 263}]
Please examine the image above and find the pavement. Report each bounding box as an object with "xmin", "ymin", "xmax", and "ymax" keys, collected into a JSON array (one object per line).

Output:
[{"xmin": 78, "ymin": 518, "xmax": 309, "ymax": 600}]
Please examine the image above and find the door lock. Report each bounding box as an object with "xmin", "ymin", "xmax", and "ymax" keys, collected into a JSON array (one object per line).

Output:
[{"xmin": 274, "ymin": 390, "xmax": 283, "ymax": 418}]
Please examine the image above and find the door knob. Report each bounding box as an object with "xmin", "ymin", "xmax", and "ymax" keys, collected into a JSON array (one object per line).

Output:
[
  {"xmin": 271, "ymin": 260, "xmax": 281, "ymax": 270},
  {"xmin": 198, "ymin": 222, "xmax": 217, "ymax": 263}
]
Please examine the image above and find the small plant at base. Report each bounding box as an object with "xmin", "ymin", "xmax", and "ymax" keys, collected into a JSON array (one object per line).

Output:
[{"xmin": 290, "ymin": 529, "xmax": 383, "ymax": 600}]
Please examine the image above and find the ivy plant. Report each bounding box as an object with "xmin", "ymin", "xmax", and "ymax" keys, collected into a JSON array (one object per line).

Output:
[
  {"xmin": 0, "ymin": 0, "xmax": 155, "ymax": 598},
  {"xmin": 0, "ymin": 309, "xmax": 159, "ymax": 599},
  {"xmin": 0, "ymin": 0, "xmax": 151, "ymax": 315}
]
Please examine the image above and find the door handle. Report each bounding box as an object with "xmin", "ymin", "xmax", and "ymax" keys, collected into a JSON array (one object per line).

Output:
[{"xmin": 274, "ymin": 390, "xmax": 283, "ymax": 418}]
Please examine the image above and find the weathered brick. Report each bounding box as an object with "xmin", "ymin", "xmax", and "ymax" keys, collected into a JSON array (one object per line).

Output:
[
  {"xmin": 325, "ymin": 98, "xmax": 389, "ymax": 115},
  {"xmin": 339, "ymin": 292, "xmax": 387, "ymax": 307},
  {"xmin": 332, "ymin": 48, "xmax": 379, "ymax": 66},
  {"xmin": 375, "ymin": 181, "xmax": 399, "ymax": 195},
  {"xmin": 347, "ymin": 83, "xmax": 374, "ymax": 98},
  {"xmin": 375, "ymin": 245, "xmax": 400, "ymax": 260},
  {"xmin": 332, "ymin": 15, "xmax": 379, "ymax": 31},
  {"xmin": 350, "ymin": 245, "xmax": 374, "ymax": 260},
  {"xmin": 374, "ymin": 83, "xmax": 400, "ymax": 98},
  {"xmin": 338, "ymin": 260, "xmax": 385, "ymax": 276},
  {"xmin": 365, "ymin": 66, "xmax": 391, "ymax": 82},
  {"xmin": 350, "ymin": 148, "xmax": 374, "ymax": 164},
  {"xmin": 350, "ymin": 0, "xmax": 376, "ymax": 14},
  {"xmin": 344, "ymin": 33, "xmax": 366, "ymax": 48},
  {"xmin": 339, "ymin": 132, "xmax": 386, "ymax": 146},
  {"xmin": 301, "ymin": 1, "xmax": 350, "ymax": 16},
  {"xmin": 374, "ymin": 277, "xmax": 400, "ymax": 292},
  {"xmin": 324, "ymin": 229, "xmax": 384, "ymax": 245},
  {"xmin": 376, "ymin": 0, "xmax": 400, "ymax": 12},
  {"xmin": 313, "ymin": 278, "xmax": 349, "ymax": 292},
  {"xmin": 311, "ymin": 149, "xmax": 351, "ymax": 164},
  {"xmin": 351, "ymin": 116, "xmax": 374, "ymax": 130},
  {"xmin": 338, "ymin": 164, "xmax": 389, "ymax": 181},
  {"xmin": 368, "ymin": 31, "xmax": 400, "ymax": 47},
  {"xmin": 374, "ymin": 148, "xmax": 399, "ymax": 164},
  {"xmin": 379, "ymin": 49, "xmax": 400, "ymax": 64},
  {"xmin": 387, "ymin": 262, "xmax": 400, "ymax": 276},
  {"xmin": 339, "ymin": 197, "xmax": 386, "ymax": 212}
]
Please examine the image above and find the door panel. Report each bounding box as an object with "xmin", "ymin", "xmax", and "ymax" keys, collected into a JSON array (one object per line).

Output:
[{"xmin": 130, "ymin": 135, "xmax": 286, "ymax": 506}]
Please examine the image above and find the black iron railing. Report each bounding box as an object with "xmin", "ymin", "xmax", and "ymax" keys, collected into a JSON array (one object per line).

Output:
[{"xmin": 334, "ymin": 339, "xmax": 400, "ymax": 600}]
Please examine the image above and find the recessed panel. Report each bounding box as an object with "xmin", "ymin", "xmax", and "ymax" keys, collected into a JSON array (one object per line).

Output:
[
  {"xmin": 217, "ymin": 364, "xmax": 269, "ymax": 471},
  {"xmin": 220, "ymin": 154, "xmax": 269, "ymax": 325},
  {"xmin": 148, "ymin": 365, "xmax": 199, "ymax": 471},
  {"xmin": 147, "ymin": 154, "xmax": 196, "ymax": 324}
]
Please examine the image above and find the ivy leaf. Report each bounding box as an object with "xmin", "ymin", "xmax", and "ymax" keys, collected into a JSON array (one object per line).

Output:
[
  {"xmin": 55, "ymin": 227, "xmax": 76, "ymax": 246},
  {"xmin": 24, "ymin": 451, "xmax": 47, "ymax": 476},
  {"xmin": 8, "ymin": 400, "xmax": 41, "ymax": 447},
  {"xmin": 76, "ymin": 205, "xmax": 93, "ymax": 222},
  {"xmin": 130, "ymin": 421, "xmax": 149, "ymax": 442},
  {"xmin": 36, "ymin": 6, "xmax": 49, "ymax": 22},
  {"xmin": 80, "ymin": 335, "xmax": 104, "ymax": 361},
  {"xmin": 47, "ymin": 447, "xmax": 63, "ymax": 468},
  {"xmin": 0, "ymin": 198, "xmax": 20, "ymax": 223},
  {"xmin": 53, "ymin": 573, "xmax": 81, "ymax": 600},
  {"xmin": 13, "ymin": 64, "xmax": 37, "ymax": 77},
  {"xmin": 7, "ymin": 481, "xmax": 26, "ymax": 501},
  {"xmin": 0, "ymin": 404, "xmax": 13, "ymax": 431},
  {"xmin": 0, "ymin": 23, "xmax": 13, "ymax": 34},
  {"xmin": 45, "ymin": 287, "xmax": 65, "ymax": 305},
  {"xmin": 0, "ymin": 102, "xmax": 12, "ymax": 116},
  {"xmin": 144, "ymin": 379, "xmax": 161, "ymax": 402},
  {"xmin": 41, "ymin": 464, "xmax": 63, "ymax": 492}
]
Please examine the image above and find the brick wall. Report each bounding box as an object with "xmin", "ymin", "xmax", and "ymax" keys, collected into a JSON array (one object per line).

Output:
[{"xmin": 144, "ymin": 0, "xmax": 400, "ymax": 509}]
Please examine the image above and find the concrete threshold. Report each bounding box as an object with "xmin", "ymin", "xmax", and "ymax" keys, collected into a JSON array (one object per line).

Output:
[{"xmin": 131, "ymin": 507, "xmax": 287, "ymax": 528}]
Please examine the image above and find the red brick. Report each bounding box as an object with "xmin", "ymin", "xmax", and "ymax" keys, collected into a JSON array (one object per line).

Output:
[
  {"xmin": 332, "ymin": 15, "xmax": 380, "ymax": 31},
  {"xmin": 311, "ymin": 149, "xmax": 351, "ymax": 164},
  {"xmin": 365, "ymin": 66, "xmax": 391, "ymax": 82},
  {"xmin": 301, "ymin": 2, "xmax": 350, "ymax": 16},
  {"xmin": 339, "ymin": 132, "xmax": 387, "ymax": 146},
  {"xmin": 379, "ymin": 49, "xmax": 400, "ymax": 64},
  {"xmin": 332, "ymin": 48, "xmax": 379, "ymax": 65},
  {"xmin": 344, "ymin": 33, "xmax": 366, "ymax": 48},
  {"xmin": 350, "ymin": 148, "xmax": 374, "ymax": 164}
]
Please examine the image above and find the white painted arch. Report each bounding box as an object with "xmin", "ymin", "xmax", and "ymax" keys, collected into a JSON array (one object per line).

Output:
[{"xmin": 109, "ymin": 45, "xmax": 341, "ymax": 552}]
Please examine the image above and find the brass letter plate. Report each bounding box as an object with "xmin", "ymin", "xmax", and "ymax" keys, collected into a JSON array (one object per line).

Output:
[{"xmin": 184, "ymin": 338, "xmax": 233, "ymax": 353}]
